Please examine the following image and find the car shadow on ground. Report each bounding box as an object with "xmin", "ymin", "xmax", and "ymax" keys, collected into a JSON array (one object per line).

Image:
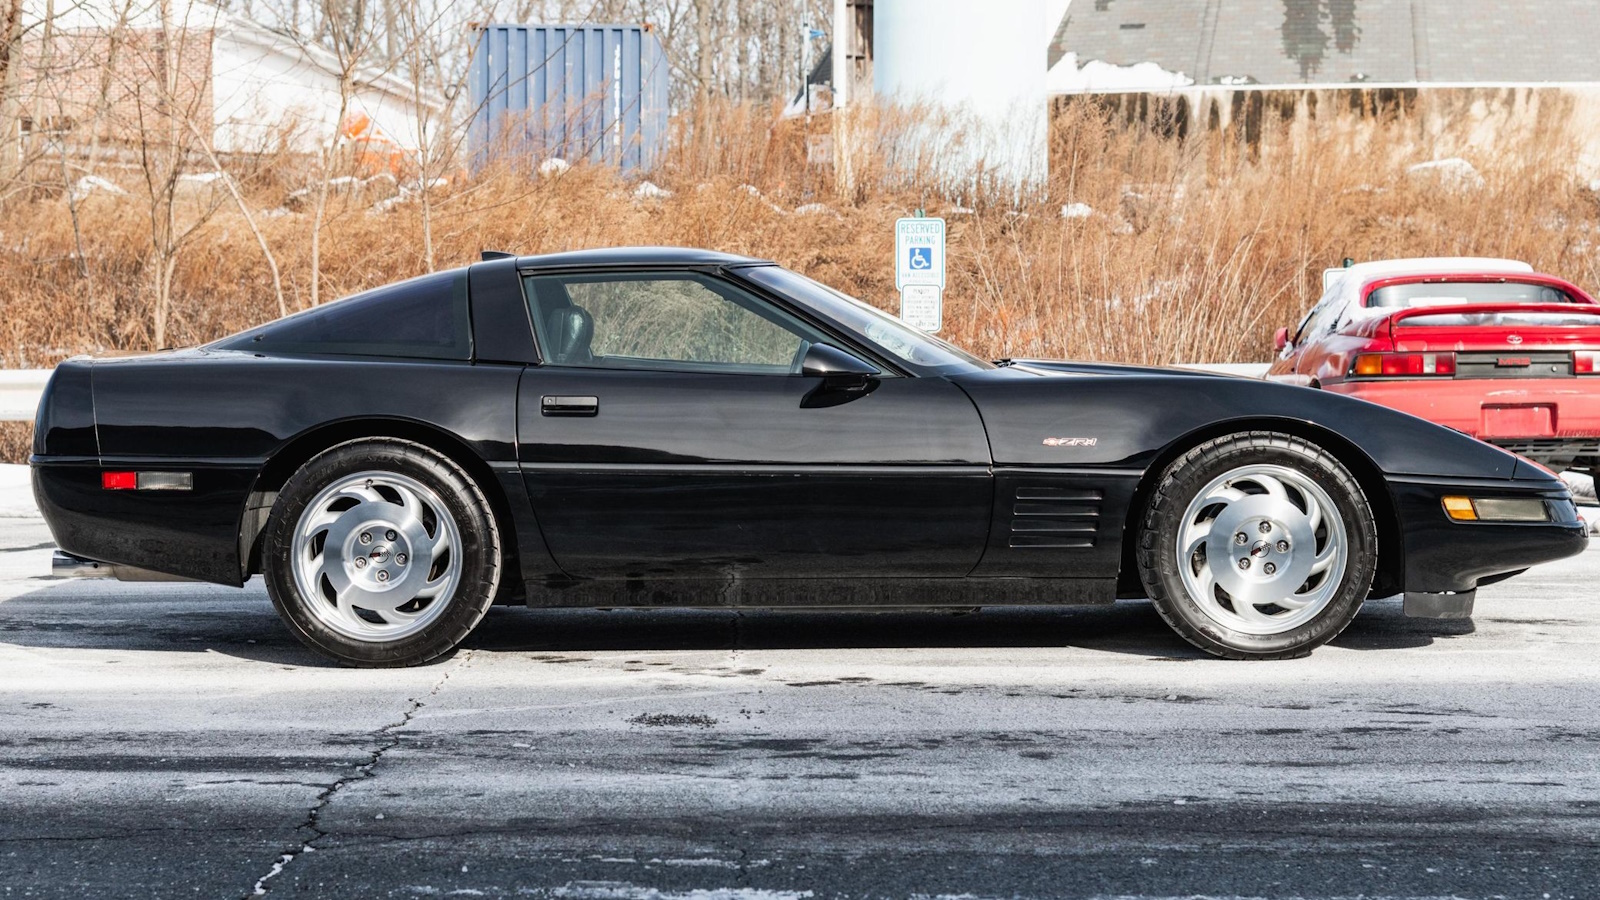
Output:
[{"xmin": 0, "ymin": 577, "xmax": 1471, "ymax": 667}]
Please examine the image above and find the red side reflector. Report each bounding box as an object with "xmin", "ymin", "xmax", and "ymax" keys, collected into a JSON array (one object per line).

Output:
[{"xmin": 102, "ymin": 471, "xmax": 137, "ymax": 490}]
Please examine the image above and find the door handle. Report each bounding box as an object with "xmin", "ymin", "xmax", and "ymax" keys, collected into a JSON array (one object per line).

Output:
[{"xmin": 541, "ymin": 395, "xmax": 598, "ymax": 417}]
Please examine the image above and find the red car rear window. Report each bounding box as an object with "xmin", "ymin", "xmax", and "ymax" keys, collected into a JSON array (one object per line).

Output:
[{"xmin": 1368, "ymin": 281, "xmax": 1576, "ymax": 307}]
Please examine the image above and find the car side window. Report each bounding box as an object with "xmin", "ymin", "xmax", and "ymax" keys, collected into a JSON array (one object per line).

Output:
[
  {"xmin": 213, "ymin": 270, "xmax": 470, "ymax": 360},
  {"xmin": 1294, "ymin": 285, "xmax": 1342, "ymax": 344},
  {"xmin": 523, "ymin": 272, "xmax": 827, "ymax": 374}
]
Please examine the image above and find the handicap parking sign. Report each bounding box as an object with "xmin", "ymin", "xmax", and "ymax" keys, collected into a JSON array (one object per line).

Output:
[{"xmin": 895, "ymin": 217, "xmax": 945, "ymax": 289}]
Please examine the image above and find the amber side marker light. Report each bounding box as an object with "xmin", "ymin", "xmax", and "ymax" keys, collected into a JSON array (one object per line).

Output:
[{"xmin": 1442, "ymin": 496, "xmax": 1549, "ymax": 522}]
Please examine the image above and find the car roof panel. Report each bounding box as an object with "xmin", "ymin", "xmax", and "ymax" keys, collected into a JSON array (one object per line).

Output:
[{"xmin": 514, "ymin": 246, "xmax": 771, "ymax": 270}]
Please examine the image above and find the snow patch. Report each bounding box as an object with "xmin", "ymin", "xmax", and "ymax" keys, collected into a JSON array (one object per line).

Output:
[
  {"xmin": 251, "ymin": 849, "xmax": 302, "ymax": 895},
  {"xmin": 539, "ymin": 157, "xmax": 572, "ymax": 177},
  {"xmin": 1060, "ymin": 202, "xmax": 1093, "ymax": 219},
  {"xmin": 68, "ymin": 175, "xmax": 127, "ymax": 203},
  {"xmin": 0, "ymin": 464, "xmax": 36, "ymax": 519},
  {"xmin": 739, "ymin": 184, "xmax": 788, "ymax": 215},
  {"xmin": 549, "ymin": 884, "xmax": 812, "ymax": 900},
  {"xmin": 1048, "ymin": 51, "xmax": 1194, "ymax": 94},
  {"xmin": 1564, "ymin": 471, "xmax": 1598, "ymax": 504},
  {"xmin": 632, "ymin": 181, "xmax": 673, "ymax": 201},
  {"xmin": 1406, "ymin": 157, "xmax": 1484, "ymax": 191}
]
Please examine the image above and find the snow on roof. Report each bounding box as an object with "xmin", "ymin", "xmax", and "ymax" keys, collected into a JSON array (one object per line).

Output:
[
  {"xmin": 1050, "ymin": 0, "xmax": 1600, "ymax": 92},
  {"xmin": 1337, "ymin": 257, "xmax": 1534, "ymax": 286},
  {"xmin": 1329, "ymin": 258, "xmax": 1537, "ymax": 323},
  {"xmin": 1047, "ymin": 51, "xmax": 1194, "ymax": 94}
]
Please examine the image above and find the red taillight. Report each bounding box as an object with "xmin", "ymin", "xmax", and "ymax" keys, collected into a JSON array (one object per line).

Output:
[
  {"xmin": 1352, "ymin": 352, "xmax": 1456, "ymax": 377},
  {"xmin": 1578, "ymin": 350, "xmax": 1599, "ymax": 374},
  {"xmin": 101, "ymin": 471, "xmax": 137, "ymax": 490}
]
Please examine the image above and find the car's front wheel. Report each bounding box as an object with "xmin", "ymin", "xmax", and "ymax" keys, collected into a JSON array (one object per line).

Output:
[
  {"xmin": 1137, "ymin": 432, "xmax": 1377, "ymax": 659},
  {"xmin": 263, "ymin": 438, "xmax": 501, "ymax": 667}
]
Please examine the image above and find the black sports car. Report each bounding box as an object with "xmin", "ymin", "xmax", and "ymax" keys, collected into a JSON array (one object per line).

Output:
[{"xmin": 31, "ymin": 248, "xmax": 1588, "ymax": 665}]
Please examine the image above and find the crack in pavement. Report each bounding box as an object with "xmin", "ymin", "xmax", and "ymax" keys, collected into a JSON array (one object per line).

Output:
[{"xmin": 243, "ymin": 649, "xmax": 474, "ymax": 897}]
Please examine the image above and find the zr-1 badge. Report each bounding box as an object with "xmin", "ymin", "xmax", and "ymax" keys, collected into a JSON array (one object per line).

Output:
[{"xmin": 1043, "ymin": 437, "xmax": 1098, "ymax": 447}]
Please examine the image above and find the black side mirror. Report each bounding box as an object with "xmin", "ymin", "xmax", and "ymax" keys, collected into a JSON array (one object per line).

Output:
[
  {"xmin": 801, "ymin": 343, "xmax": 880, "ymax": 379},
  {"xmin": 799, "ymin": 344, "xmax": 880, "ymax": 408}
]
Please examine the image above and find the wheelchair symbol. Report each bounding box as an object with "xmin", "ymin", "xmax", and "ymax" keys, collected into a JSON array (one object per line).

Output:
[{"xmin": 907, "ymin": 247, "xmax": 933, "ymax": 271}]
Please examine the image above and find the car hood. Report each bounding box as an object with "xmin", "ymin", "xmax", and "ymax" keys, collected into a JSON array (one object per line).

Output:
[{"xmin": 1004, "ymin": 359, "xmax": 1242, "ymax": 378}]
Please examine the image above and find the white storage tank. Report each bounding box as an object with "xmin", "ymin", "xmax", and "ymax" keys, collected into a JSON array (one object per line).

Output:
[{"xmin": 872, "ymin": 0, "xmax": 1049, "ymax": 195}]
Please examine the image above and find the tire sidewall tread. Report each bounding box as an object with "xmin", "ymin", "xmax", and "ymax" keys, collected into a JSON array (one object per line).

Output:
[
  {"xmin": 1136, "ymin": 431, "xmax": 1378, "ymax": 660},
  {"xmin": 263, "ymin": 438, "xmax": 501, "ymax": 667}
]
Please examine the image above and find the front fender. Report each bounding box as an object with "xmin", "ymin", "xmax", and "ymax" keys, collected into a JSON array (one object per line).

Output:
[{"xmin": 951, "ymin": 365, "xmax": 1522, "ymax": 480}]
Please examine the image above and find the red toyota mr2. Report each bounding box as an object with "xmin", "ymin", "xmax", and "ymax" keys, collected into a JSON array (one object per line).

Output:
[{"xmin": 1269, "ymin": 258, "xmax": 1600, "ymax": 472}]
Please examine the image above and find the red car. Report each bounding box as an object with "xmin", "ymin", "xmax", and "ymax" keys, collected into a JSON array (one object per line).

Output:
[{"xmin": 1269, "ymin": 257, "xmax": 1600, "ymax": 471}]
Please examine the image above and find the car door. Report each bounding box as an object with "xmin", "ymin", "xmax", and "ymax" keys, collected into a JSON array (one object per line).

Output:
[{"xmin": 515, "ymin": 269, "xmax": 994, "ymax": 584}]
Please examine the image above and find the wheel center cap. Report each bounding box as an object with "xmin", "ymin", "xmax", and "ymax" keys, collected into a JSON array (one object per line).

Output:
[
  {"xmin": 369, "ymin": 546, "xmax": 390, "ymax": 564},
  {"xmin": 1249, "ymin": 540, "xmax": 1272, "ymax": 559}
]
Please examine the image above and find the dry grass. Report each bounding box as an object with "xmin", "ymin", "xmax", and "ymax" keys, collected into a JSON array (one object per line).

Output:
[
  {"xmin": 0, "ymin": 422, "xmax": 30, "ymax": 465},
  {"xmin": 3, "ymin": 94, "xmax": 1598, "ymax": 378}
]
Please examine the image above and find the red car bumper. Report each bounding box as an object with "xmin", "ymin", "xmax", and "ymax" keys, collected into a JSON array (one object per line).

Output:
[{"xmin": 1328, "ymin": 378, "xmax": 1600, "ymax": 458}]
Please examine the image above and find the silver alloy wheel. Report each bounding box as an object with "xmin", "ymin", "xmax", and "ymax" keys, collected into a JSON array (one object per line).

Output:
[
  {"xmin": 1175, "ymin": 463, "xmax": 1349, "ymax": 636},
  {"xmin": 290, "ymin": 470, "xmax": 462, "ymax": 642}
]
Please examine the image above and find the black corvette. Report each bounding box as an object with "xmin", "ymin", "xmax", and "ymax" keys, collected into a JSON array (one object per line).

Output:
[{"xmin": 31, "ymin": 247, "xmax": 1588, "ymax": 665}]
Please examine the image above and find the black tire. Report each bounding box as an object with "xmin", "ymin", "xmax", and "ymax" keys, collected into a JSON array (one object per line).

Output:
[
  {"xmin": 263, "ymin": 438, "xmax": 501, "ymax": 667},
  {"xmin": 1136, "ymin": 431, "xmax": 1377, "ymax": 659}
]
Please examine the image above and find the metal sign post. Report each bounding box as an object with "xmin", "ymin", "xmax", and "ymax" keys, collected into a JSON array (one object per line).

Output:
[{"xmin": 895, "ymin": 216, "xmax": 946, "ymax": 333}]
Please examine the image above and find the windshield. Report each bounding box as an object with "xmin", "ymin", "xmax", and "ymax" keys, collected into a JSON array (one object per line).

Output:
[
  {"xmin": 1367, "ymin": 281, "xmax": 1578, "ymax": 308},
  {"xmin": 741, "ymin": 265, "xmax": 993, "ymax": 373}
]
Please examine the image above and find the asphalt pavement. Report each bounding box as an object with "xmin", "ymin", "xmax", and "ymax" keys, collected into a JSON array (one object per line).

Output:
[{"xmin": 2, "ymin": 464, "xmax": 1598, "ymax": 899}]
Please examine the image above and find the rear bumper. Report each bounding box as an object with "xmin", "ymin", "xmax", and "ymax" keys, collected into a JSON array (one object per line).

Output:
[
  {"xmin": 31, "ymin": 459, "xmax": 255, "ymax": 586},
  {"xmin": 1389, "ymin": 474, "xmax": 1588, "ymax": 594},
  {"xmin": 1328, "ymin": 378, "xmax": 1600, "ymax": 443}
]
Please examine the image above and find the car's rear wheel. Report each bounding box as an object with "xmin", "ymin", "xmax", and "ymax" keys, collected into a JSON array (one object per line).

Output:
[
  {"xmin": 1137, "ymin": 432, "xmax": 1377, "ymax": 659},
  {"xmin": 264, "ymin": 439, "xmax": 500, "ymax": 667}
]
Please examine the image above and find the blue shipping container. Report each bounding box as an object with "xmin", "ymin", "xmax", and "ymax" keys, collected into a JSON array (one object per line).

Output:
[{"xmin": 469, "ymin": 24, "xmax": 670, "ymax": 174}]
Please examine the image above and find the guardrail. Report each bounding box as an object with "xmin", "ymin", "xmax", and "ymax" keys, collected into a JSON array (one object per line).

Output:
[
  {"xmin": 0, "ymin": 370, "xmax": 48, "ymax": 422},
  {"xmin": 0, "ymin": 362, "xmax": 1273, "ymax": 423},
  {"xmin": 1174, "ymin": 362, "xmax": 1271, "ymax": 378}
]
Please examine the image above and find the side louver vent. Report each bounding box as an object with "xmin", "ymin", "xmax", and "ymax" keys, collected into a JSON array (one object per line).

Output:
[{"xmin": 1010, "ymin": 486, "xmax": 1101, "ymax": 549}]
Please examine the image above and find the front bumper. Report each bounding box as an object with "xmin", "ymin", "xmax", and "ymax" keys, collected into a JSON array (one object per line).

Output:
[
  {"xmin": 1329, "ymin": 378, "xmax": 1600, "ymax": 444},
  {"xmin": 1390, "ymin": 474, "xmax": 1588, "ymax": 595}
]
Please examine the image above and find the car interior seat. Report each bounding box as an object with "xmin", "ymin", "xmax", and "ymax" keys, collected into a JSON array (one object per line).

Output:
[{"xmin": 544, "ymin": 306, "xmax": 594, "ymax": 364}]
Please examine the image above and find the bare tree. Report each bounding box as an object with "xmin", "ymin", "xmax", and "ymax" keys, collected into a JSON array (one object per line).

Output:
[
  {"xmin": 303, "ymin": 0, "xmax": 384, "ymax": 304},
  {"xmin": 124, "ymin": 0, "xmax": 230, "ymax": 346},
  {"xmin": 0, "ymin": 0, "xmax": 25, "ymax": 185}
]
